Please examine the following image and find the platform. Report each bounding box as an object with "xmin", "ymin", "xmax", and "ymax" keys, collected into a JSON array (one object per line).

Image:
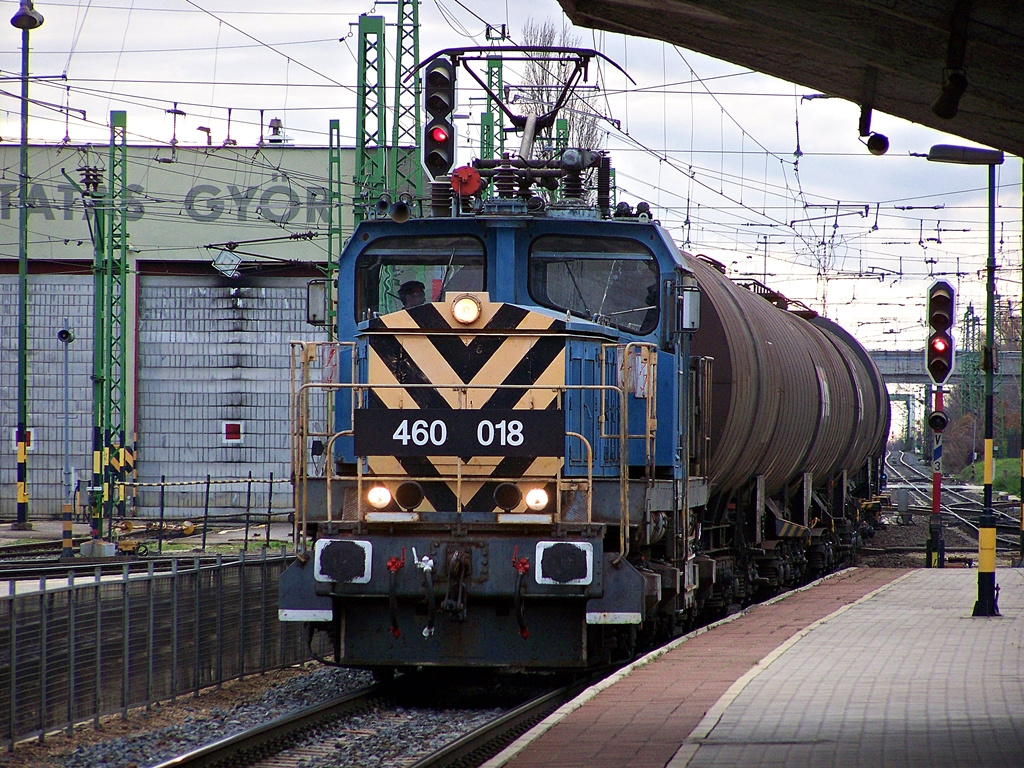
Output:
[{"xmin": 487, "ymin": 567, "xmax": 1024, "ymax": 768}]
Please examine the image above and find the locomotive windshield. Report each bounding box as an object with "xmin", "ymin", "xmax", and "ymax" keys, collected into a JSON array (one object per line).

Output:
[
  {"xmin": 528, "ymin": 235, "xmax": 659, "ymax": 334},
  {"xmin": 355, "ymin": 235, "xmax": 485, "ymax": 319}
]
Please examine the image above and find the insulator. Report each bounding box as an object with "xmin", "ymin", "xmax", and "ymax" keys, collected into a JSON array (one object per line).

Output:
[
  {"xmin": 79, "ymin": 166, "xmax": 103, "ymax": 193},
  {"xmin": 430, "ymin": 178, "xmax": 452, "ymax": 217},
  {"xmin": 561, "ymin": 171, "xmax": 583, "ymax": 199},
  {"xmin": 597, "ymin": 155, "xmax": 611, "ymax": 217},
  {"xmin": 495, "ymin": 153, "xmax": 516, "ymax": 198}
]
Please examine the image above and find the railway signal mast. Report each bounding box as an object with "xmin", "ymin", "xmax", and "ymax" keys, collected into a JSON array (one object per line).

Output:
[
  {"xmin": 422, "ymin": 57, "xmax": 457, "ymax": 179},
  {"xmin": 925, "ymin": 280, "xmax": 955, "ymax": 567}
]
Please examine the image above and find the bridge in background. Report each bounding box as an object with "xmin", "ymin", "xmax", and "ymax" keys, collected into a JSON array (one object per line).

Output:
[{"xmin": 870, "ymin": 349, "xmax": 1020, "ymax": 386}]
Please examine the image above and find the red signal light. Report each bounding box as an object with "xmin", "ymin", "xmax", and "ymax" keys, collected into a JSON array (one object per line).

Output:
[
  {"xmin": 926, "ymin": 329, "xmax": 954, "ymax": 384},
  {"xmin": 429, "ymin": 125, "xmax": 449, "ymax": 143}
]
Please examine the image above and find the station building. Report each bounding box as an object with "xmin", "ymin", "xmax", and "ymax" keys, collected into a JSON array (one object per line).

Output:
[{"xmin": 0, "ymin": 142, "xmax": 358, "ymax": 518}]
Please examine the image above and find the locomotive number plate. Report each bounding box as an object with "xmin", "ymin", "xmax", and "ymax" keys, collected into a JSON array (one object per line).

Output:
[{"xmin": 354, "ymin": 409, "xmax": 564, "ymax": 457}]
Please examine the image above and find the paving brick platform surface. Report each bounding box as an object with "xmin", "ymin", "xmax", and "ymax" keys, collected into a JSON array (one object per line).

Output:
[{"xmin": 489, "ymin": 568, "xmax": 937, "ymax": 768}]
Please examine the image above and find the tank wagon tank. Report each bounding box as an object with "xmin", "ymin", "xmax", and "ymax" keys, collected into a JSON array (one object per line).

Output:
[{"xmin": 278, "ymin": 47, "xmax": 890, "ymax": 672}]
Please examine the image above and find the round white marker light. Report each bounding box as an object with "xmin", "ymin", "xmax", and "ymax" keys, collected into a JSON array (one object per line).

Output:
[
  {"xmin": 525, "ymin": 488, "xmax": 549, "ymax": 511},
  {"xmin": 367, "ymin": 485, "xmax": 392, "ymax": 509},
  {"xmin": 451, "ymin": 295, "xmax": 482, "ymax": 324}
]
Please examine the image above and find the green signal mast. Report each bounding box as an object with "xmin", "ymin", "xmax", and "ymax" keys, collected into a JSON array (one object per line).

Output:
[
  {"xmin": 351, "ymin": 0, "xmax": 424, "ymax": 227},
  {"xmin": 389, "ymin": 0, "xmax": 422, "ymax": 200},
  {"xmin": 65, "ymin": 110, "xmax": 134, "ymax": 539},
  {"xmin": 353, "ymin": 14, "xmax": 387, "ymax": 226}
]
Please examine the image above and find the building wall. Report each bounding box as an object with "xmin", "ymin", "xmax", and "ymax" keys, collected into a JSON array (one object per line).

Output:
[
  {"xmin": 0, "ymin": 273, "xmax": 95, "ymax": 517},
  {"xmin": 135, "ymin": 274, "xmax": 322, "ymax": 517},
  {"xmin": 0, "ymin": 270, "xmax": 325, "ymax": 519}
]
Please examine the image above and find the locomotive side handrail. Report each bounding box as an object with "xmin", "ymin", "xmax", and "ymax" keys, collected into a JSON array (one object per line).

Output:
[
  {"xmin": 599, "ymin": 341, "xmax": 659, "ymax": 559},
  {"xmin": 690, "ymin": 356, "xmax": 714, "ymax": 481},
  {"xmin": 290, "ymin": 341, "xmax": 358, "ymax": 549}
]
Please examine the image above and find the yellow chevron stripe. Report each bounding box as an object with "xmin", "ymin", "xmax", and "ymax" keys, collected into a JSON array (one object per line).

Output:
[
  {"xmin": 389, "ymin": 335, "xmax": 469, "ymax": 405},
  {"xmin": 366, "ymin": 351, "xmax": 427, "ymax": 409},
  {"xmin": 511, "ymin": 348, "xmax": 563, "ymax": 410},
  {"xmin": 514, "ymin": 312, "xmax": 564, "ymax": 331},
  {"xmin": 463, "ymin": 336, "xmax": 551, "ymax": 406},
  {"xmin": 365, "ymin": 302, "xmax": 566, "ymax": 507}
]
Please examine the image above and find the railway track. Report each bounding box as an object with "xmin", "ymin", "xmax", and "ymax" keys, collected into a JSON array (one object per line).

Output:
[
  {"xmin": 405, "ymin": 680, "xmax": 593, "ymax": 768},
  {"xmin": 0, "ymin": 538, "xmax": 85, "ymax": 558},
  {"xmin": 148, "ymin": 673, "xmax": 595, "ymax": 768},
  {"xmin": 149, "ymin": 683, "xmax": 384, "ymax": 768},
  {"xmin": 883, "ymin": 450, "xmax": 1021, "ymax": 548}
]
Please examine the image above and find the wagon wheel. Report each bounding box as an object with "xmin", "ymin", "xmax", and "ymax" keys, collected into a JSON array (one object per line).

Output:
[{"xmin": 136, "ymin": 543, "xmax": 149, "ymax": 557}]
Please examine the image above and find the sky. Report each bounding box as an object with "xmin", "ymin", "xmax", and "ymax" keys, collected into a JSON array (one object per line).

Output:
[{"xmin": 2, "ymin": 0, "xmax": 1022, "ymax": 356}]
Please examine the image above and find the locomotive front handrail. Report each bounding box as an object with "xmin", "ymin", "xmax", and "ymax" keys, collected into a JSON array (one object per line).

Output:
[
  {"xmin": 306, "ymin": 392, "xmax": 601, "ymax": 527},
  {"xmin": 309, "ymin": 430, "xmax": 592, "ymax": 532},
  {"xmin": 291, "ymin": 380, "xmax": 617, "ymax": 540},
  {"xmin": 290, "ymin": 340, "xmax": 630, "ymax": 553}
]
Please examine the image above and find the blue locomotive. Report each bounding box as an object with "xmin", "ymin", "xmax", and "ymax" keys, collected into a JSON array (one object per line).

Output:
[{"xmin": 278, "ymin": 48, "xmax": 890, "ymax": 672}]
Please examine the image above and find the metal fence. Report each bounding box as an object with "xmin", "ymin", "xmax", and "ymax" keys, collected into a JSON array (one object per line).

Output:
[{"xmin": 0, "ymin": 550, "xmax": 315, "ymax": 748}]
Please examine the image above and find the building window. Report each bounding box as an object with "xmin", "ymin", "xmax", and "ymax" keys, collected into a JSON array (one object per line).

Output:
[{"xmin": 222, "ymin": 422, "xmax": 244, "ymax": 445}]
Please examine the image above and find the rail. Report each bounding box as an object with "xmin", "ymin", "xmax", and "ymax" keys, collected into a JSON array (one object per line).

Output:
[{"xmin": 148, "ymin": 684, "xmax": 382, "ymax": 768}]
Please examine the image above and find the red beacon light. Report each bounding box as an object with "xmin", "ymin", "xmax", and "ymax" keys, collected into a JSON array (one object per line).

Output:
[
  {"xmin": 930, "ymin": 336, "xmax": 948, "ymax": 354},
  {"xmin": 429, "ymin": 125, "xmax": 449, "ymax": 143}
]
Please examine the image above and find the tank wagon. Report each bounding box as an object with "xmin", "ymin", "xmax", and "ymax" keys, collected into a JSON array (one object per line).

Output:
[{"xmin": 279, "ymin": 48, "xmax": 890, "ymax": 672}]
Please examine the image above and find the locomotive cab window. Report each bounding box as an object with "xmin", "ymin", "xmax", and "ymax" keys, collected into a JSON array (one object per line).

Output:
[
  {"xmin": 355, "ymin": 235, "xmax": 485, "ymax": 320},
  {"xmin": 528, "ymin": 235, "xmax": 659, "ymax": 334}
]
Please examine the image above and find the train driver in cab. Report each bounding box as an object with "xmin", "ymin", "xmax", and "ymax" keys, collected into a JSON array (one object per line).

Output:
[{"xmin": 398, "ymin": 280, "xmax": 427, "ymax": 308}]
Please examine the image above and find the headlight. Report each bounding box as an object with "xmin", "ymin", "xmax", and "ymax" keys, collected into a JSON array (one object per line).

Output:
[
  {"xmin": 395, "ymin": 481, "xmax": 424, "ymax": 510},
  {"xmin": 493, "ymin": 482, "xmax": 522, "ymax": 512},
  {"xmin": 367, "ymin": 485, "xmax": 392, "ymax": 509},
  {"xmin": 451, "ymin": 295, "xmax": 481, "ymax": 324},
  {"xmin": 525, "ymin": 488, "xmax": 548, "ymax": 511}
]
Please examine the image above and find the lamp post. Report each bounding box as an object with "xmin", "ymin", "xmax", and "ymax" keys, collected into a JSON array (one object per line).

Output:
[
  {"xmin": 10, "ymin": 0, "xmax": 43, "ymax": 531},
  {"xmin": 58, "ymin": 321, "xmax": 74, "ymax": 557},
  {"xmin": 927, "ymin": 143, "xmax": 1005, "ymax": 616}
]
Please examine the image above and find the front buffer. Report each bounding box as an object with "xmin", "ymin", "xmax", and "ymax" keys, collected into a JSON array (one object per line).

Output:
[{"xmin": 279, "ymin": 531, "xmax": 649, "ymax": 668}]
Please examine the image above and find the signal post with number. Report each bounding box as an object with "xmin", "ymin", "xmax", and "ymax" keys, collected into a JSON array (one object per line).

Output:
[
  {"xmin": 925, "ymin": 280, "xmax": 955, "ymax": 567},
  {"xmin": 927, "ymin": 391, "xmax": 947, "ymax": 567}
]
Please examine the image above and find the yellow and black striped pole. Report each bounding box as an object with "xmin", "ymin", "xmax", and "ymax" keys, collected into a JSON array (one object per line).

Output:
[
  {"xmin": 62, "ymin": 498, "xmax": 74, "ymax": 557},
  {"xmin": 973, "ymin": 161, "xmax": 1000, "ymax": 617},
  {"xmin": 15, "ymin": 427, "xmax": 30, "ymax": 531},
  {"xmin": 91, "ymin": 426, "xmax": 103, "ymax": 539},
  {"xmin": 60, "ymin": 320, "xmax": 74, "ymax": 557}
]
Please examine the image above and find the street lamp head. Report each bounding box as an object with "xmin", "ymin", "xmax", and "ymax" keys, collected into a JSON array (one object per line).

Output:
[
  {"xmin": 926, "ymin": 144, "xmax": 1004, "ymax": 166},
  {"xmin": 865, "ymin": 132, "xmax": 890, "ymax": 156},
  {"xmin": 10, "ymin": 1, "xmax": 43, "ymax": 30}
]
